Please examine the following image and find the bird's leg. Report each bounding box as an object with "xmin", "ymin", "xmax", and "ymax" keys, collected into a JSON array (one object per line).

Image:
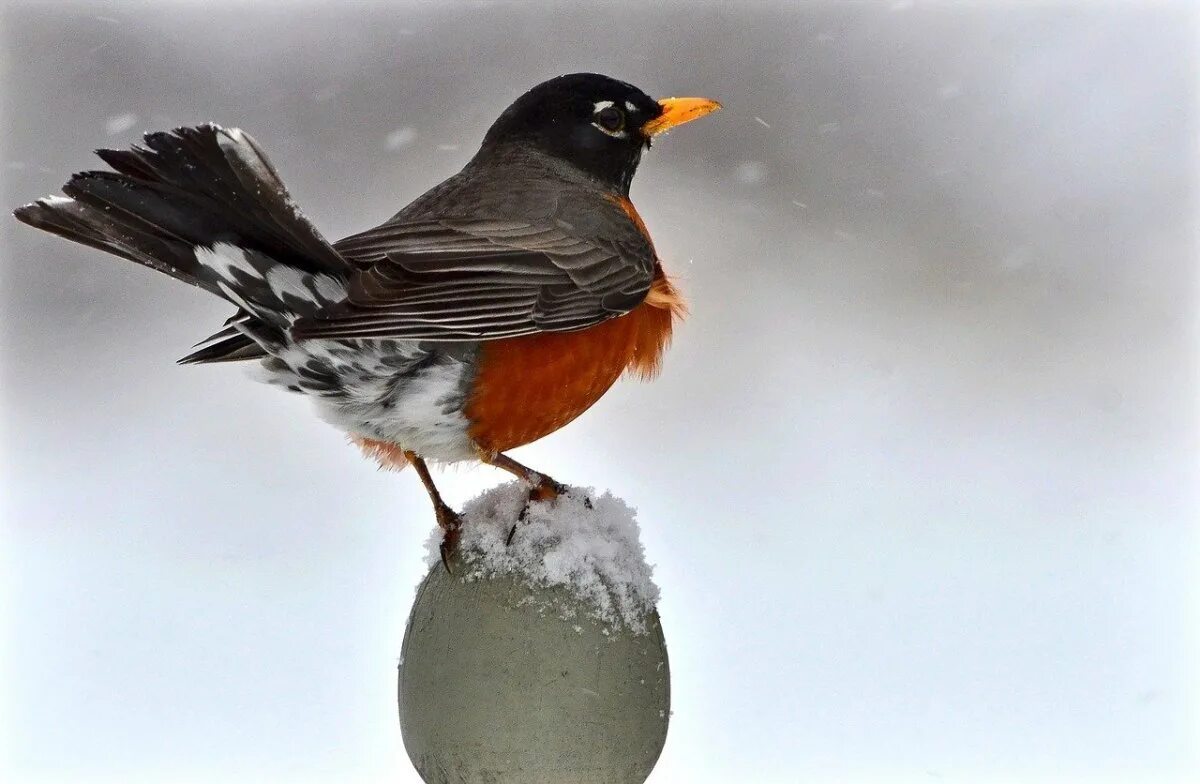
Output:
[
  {"xmin": 404, "ymin": 451, "xmax": 462, "ymax": 572},
  {"xmin": 482, "ymin": 451, "xmax": 567, "ymax": 502},
  {"xmin": 478, "ymin": 451, "xmax": 581, "ymax": 545}
]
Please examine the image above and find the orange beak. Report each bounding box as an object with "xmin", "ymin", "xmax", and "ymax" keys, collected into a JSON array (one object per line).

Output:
[{"xmin": 641, "ymin": 97, "xmax": 722, "ymax": 137}]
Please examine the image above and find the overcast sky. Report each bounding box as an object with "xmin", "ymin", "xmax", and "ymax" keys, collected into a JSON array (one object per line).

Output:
[{"xmin": 2, "ymin": 2, "xmax": 1197, "ymax": 783}]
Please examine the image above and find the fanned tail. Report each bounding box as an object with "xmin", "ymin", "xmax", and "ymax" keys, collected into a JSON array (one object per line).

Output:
[{"xmin": 13, "ymin": 124, "xmax": 352, "ymax": 363}]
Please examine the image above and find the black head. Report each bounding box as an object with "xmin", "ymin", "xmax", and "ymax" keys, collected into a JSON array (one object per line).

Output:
[{"xmin": 477, "ymin": 73, "xmax": 687, "ymax": 194}]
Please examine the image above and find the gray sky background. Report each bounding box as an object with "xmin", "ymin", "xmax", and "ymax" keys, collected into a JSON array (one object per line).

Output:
[{"xmin": 1, "ymin": 2, "xmax": 1197, "ymax": 782}]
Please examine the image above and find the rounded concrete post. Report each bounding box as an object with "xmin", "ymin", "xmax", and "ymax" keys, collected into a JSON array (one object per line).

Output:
[{"xmin": 397, "ymin": 483, "xmax": 670, "ymax": 784}]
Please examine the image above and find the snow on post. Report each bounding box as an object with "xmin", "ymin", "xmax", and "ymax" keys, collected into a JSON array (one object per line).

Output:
[{"xmin": 400, "ymin": 482, "xmax": 670, "ymax": 784}]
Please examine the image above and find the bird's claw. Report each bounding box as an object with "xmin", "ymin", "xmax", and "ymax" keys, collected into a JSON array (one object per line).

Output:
[
  {"xmin": 436, "ymin": 504, "xmax": 463, "ymax": 574},
  {"xmin": 507, "ymin": 476, "xmax": 592, "ymax": 547},
  {"xmin": 509, "ymin": 478, "xmax": 563, "ymax": 547}
]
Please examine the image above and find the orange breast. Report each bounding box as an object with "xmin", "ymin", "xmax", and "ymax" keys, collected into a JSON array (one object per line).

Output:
[{"xmin": 465, "ymin": 270, "xmax": 684, "ymax": 454}]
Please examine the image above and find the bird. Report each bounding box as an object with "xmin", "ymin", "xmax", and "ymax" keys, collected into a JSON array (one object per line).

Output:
[{"xmin": 13, "ymin": 72, "xmax": 720, "ymax": 567}]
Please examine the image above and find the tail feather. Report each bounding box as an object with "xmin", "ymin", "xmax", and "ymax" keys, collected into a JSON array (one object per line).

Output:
[
  {"xmin": 63, "ymin": 171, "xmax": 237, "ymax": 258},
  {"xmin": 15, "ymin": 194, "xmax": 209, "ymax": 291},
  {"xmin": 177, "ymin": 313, "xmax": 268, "ymax": 365},
  {"xmin": 177, "ymin": 334, "xmax": 266, "ymax": 364},
  {"xmin": 13, "ymin": 123, "xmax": 352, "ymax": 364},
  {"xmin": 14, "ymin": 197, "xmax": 141, "ymax": 262},
  {"xmin": 94, "ymin": 146, "xmax": 160, "ymax": 181},
  {"xmin": 112, "ymin": 125, "xmax": 345, "ymax": 276}
]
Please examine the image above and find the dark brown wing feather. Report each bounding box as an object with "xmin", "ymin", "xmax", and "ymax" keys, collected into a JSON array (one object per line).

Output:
[{"xmin": 292, "ymin": 180, "xmax": 655, "ymax": 342}]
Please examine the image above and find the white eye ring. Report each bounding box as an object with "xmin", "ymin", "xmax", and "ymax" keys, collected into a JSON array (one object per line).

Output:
[{"xmin": 592, "ymin": 100, "xmax": 627, "ymax": 138}]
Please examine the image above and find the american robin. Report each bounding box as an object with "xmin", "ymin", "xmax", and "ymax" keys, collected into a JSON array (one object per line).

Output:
[{"xmin": 13, "ymin": 73, "xmax": 720, "ymax": 567}]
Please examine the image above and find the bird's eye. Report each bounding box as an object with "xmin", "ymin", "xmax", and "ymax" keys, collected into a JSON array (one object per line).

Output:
[{"xmin": 594, "ymin": 105, "xmax": 625, "ymax": 134}]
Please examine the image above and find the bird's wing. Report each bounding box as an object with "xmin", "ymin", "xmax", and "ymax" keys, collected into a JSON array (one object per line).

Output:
[{"xmin": 291, "ymin": 194, "xmax": 655, "ymax": 342}]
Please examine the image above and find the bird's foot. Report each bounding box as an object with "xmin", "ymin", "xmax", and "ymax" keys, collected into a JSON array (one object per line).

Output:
[
  {"xmin": 520, "ymin": 475, "xmax": 567, "ymax": 521},
  {"xmin": 528, "ymin": 474, "xmax": 568, "ymax": 504},
  {"xmin": 507, "ymin": 475, "xmax": 591, "ymax": 546},
  {"xmin": 436, "ymin": 503, "xmax": 463, "ymax": 573}
]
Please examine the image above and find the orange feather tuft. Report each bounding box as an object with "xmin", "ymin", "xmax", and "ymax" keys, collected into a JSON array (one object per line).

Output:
[
  {"xmin": 351, "ymin": 436, "xmax": 410, "ymax": 471},
  {"xmin": 629, "ymin": 269, "xmax": 686, "ymax": 380}
]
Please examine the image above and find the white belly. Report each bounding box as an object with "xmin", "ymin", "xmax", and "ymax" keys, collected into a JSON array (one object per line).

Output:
[{"xmin": 254, "ymin": 337, "xmax": 479, "ymax": 462}]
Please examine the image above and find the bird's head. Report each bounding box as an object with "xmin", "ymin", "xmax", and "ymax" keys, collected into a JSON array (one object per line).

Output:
[{"xmin": 478, "ymin": 72, "xmax": 721, "ymax": 194}]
